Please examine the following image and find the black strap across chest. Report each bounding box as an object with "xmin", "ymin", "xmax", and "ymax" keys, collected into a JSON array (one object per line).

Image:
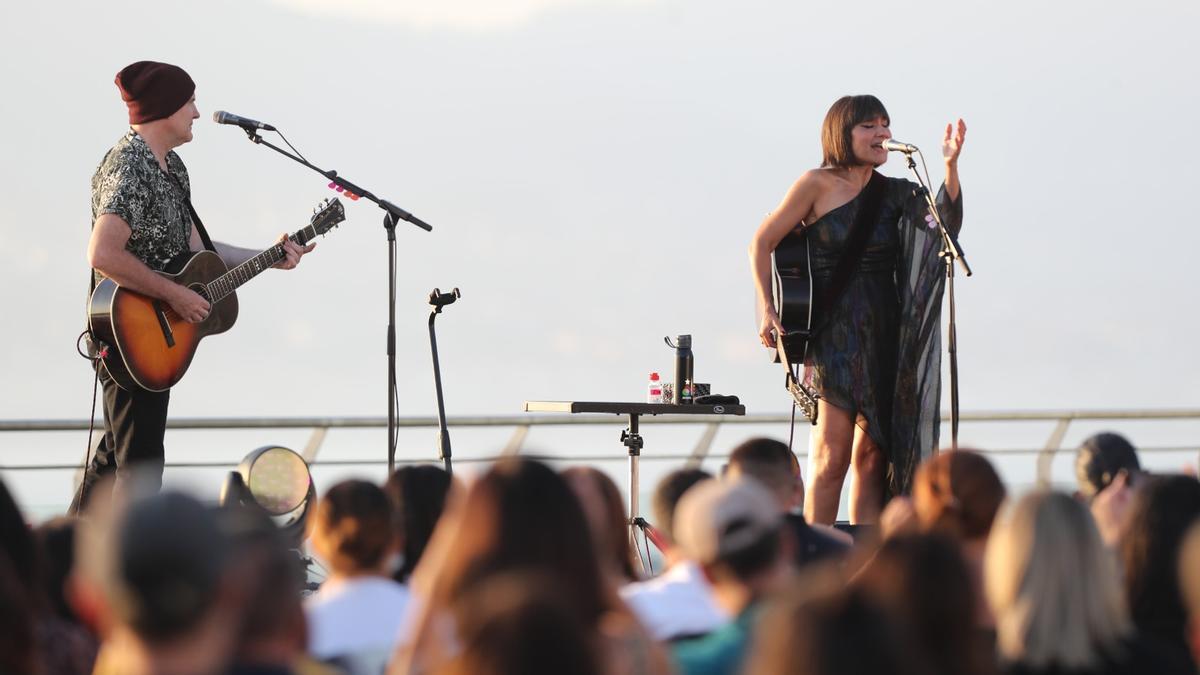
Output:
[
  {"xmin": 170, "ymin": 174, "xmax": 216, "ymax": 254},
  {"xmin": 814, "ymin": 170, "xmax": 888, "ymax": 321}
]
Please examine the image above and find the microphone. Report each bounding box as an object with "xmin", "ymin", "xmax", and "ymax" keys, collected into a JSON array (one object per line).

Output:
[
  {"xmin": 881, "ymin": 139, "xmax": 918, "ymax": 153},
  {"xmin": 212, "ymin": 110, "xmax": 276, "ymax": 132}
]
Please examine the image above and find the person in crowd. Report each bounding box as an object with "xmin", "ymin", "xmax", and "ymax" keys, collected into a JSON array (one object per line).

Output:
[
  {"xmin": 430, "ymin": 573, "xmax": 603, "ymax": 675},
  {"xmin": 854, "ymin": 534, "xmax": 993, "ymax": 675},
  {"xmin": 985, "ymin": 490, "xmax": 1180, "ymax": 674},
  {"xmin": 1075, "ymin": 432, "xmax": 1141, "ymax": 502},
  {"xmin": 35, "ymin": 518, "xmax": 89, "ymax": 625},
  {"xmin": 743, "ymin": 578, "xmax": 916, "ymax": 675},
  {"xmin": 1, "ymin": 479, "xmax": 96, "ymax": 675},
  {"xmin": 620, "ymin": 468, "xmax": 727, "ymax": 641},
  {"xmin": 74, "ymin": 490, "xmax": 242, "ymax": 675},
  {"xmin": 670, "ymin": 478, "xmax": 792, "ymax": 675},
  {"xmin": 563, "ymin": 466, "xmax": 639, "ymax": 584},
  {"xmin": 0, "ymin": 551, "xmax": 38, "ymax": 675},
  {"xmin": 723, "ymin": 437, "xmax": 850, "ymax": 566},
  {"xmin": 383, "ymin": 465, "xmax": 453, "ymax": 584},
  {"xmin": 395, "ymin": 458, "xmax": 670, "ymax": 675},
  {"xmin": 305, "ymin": 479, "xmax": 410, "ymax": 673},
  {"xmin": 912, "ymin": 448, "xmax": 1005, "ymax": 628},
  {"xmin": 1117, "ymin": 474, "xmax": 1200, "ymax": 672},
  {"xmin": 1176, "ymin": 522, "xmax": 1200, "ymax": 665},
  {"xmin": 223, "ymin": 506, "xmax": 339, "ymax": 675}
]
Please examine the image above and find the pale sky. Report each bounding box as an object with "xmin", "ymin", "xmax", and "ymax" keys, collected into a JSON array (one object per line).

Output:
[{"xmin": 2, "ymin": 0, "xmax": 1199, "ymax": 511}]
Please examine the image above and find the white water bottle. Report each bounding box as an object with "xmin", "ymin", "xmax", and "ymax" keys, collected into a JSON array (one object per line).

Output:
[{"xmin": 647, "ymin": 372, "xmax": 664, "ymax": 403}]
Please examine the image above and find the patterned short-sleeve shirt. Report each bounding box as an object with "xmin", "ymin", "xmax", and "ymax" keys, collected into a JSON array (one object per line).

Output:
[{"xmin": 91, "ymin": 130, "xmax": 193, "ymax": 275}]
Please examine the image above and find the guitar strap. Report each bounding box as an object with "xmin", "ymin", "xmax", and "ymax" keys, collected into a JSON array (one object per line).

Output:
[{"xmin": 171, "ymin": 174, "xmax": 217, "ymax": 254}]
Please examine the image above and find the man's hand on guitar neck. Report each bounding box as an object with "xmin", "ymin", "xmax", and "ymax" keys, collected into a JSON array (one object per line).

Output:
[{"xmin": 272, "ymin": 232, "xmax": 315, "ymax": 270}]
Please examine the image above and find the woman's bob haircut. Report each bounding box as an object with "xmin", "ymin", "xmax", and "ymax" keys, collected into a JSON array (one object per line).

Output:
[{"xmin": 821, "ymin": 95, "xmax": 890, "ymax": 168}]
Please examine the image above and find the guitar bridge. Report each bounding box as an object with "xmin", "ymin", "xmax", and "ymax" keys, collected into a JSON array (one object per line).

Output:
[{"xmin": 151, "ymin": 300, "xmax": 176, "ymax": 348}]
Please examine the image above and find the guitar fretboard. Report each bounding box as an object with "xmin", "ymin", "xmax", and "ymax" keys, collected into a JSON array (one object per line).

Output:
[{"xmin": 203, "ymin": 225, "xmax": 318, "ymax": 303}]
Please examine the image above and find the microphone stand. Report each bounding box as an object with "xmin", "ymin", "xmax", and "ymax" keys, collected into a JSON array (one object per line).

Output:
[
  {"xmin": 238, "ymin": 128, "xmax": 433, "ymax": 474},
  {"xmin": 428, "ymin": 288, "xmax": 460, "ymax": 475},
  {"xmin": 899, "ymin": 150, "xmax": 971, "ymax": 450}
]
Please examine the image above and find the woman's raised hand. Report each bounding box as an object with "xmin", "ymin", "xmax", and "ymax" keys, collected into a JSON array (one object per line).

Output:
[{"xmin": 942, "ymin": 118, "xmax": 967, "ymax": 165}]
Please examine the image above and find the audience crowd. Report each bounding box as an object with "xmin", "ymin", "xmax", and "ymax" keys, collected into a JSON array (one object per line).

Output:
[{"xmin": 3, "ymin": 430, "xmax": 1200, "ymax": 675}]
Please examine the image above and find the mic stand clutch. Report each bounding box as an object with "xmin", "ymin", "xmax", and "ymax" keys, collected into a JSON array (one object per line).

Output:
[
  {"xmin": 899, "ymin": 150, "xmax": 971, "ymax": 450},
  {"xmin": 238, "ymin": 128, "xmax": 433, "ymax": 473}
]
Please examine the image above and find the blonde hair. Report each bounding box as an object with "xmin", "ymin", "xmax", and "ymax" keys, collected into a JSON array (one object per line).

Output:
[{"xmin": 985, "ymin": 491, "xmax": 1130, "ymax": 669}]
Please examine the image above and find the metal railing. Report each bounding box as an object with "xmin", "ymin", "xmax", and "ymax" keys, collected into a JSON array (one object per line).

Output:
[{"xmin": 3, "ymin": 409, "xmax": 1199, "ymax": 484}]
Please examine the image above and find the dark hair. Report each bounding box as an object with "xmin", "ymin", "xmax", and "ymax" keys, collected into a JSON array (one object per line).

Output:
[
  {"xmin": 384, "ymin": 465, "xmax": 452, "ymax": 583},
  {"xmin": 0, "ymin": 477, "xmax": 39, "ymax": 599},
  {"xmin": 854, "ymin": 535, "xmax": 984, "ymax": 675},
  {"xmin": 435, "ymin": 573, "xmax": 601, "ymax": 675},
  {"xmin": 913, "ymin": 450, "xmax": 1005, "ymax": 541},
  {"xmin": 117, "ymin": 492, "xmax": 230, "ymax": 643},
  {"xmin": 720, "ymin": 526, "xmax": 784, "ymax": 580},
  {"xmin": 651, "ymin": 468, "xmax": 713, "ymax": 544},
  {"xmin": 726, "ymin": 437, "xmax": 797, "ymax": 500},
  {"xmin": 821, "ymin": 95, "xmax": 890, "ymax": 168},
  {"xmin": 562, "ymin": 467, "xmax": 638, "ymax": 582},
  {"xmin": 745, "ymin": 580, "xmax": 916, "ymax": 675},
  {"xmin": 223, "ymin": 507, "xmax": 307, "ymax": 654},
  {"xmin": 34, "ymin": 516, "xmax": 79, "ymax": 622},
  {"xmin": 0, "ymin": 552, "xmax": 38, "ymax": 675},
  {"xmin": 428, "ymin": 459, "xmax": 611, "ymax": 628},
  {"xmin": 1119, "ymin": 474, "xmax": 1200, "ymax": 655},
  {"xmin": 1075, "ymin": 432, "xmax": 1140, "ymax": 500},
  {"xmin": 316, "ymin": 480, "xmax": 396, "ymax": 573}
]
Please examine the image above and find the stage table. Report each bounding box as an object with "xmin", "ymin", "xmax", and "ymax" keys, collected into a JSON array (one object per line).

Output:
[{"xmin": 523, "ymin": 400, "xmax": 746, "ymax": 572}]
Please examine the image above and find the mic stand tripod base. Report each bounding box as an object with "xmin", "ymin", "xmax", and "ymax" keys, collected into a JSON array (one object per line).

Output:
[{"xmin": 620, "ymin": 414, "xmax": 653, "ymax": 575}]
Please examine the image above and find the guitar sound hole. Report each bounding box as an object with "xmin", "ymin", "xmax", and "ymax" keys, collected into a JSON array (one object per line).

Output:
[{"xmin": 190, "ymin": 284, "xmax": 211, "ymax": 303}]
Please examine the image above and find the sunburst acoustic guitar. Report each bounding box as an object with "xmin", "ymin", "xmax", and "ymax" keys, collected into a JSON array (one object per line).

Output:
[{"xmin": 88, "ymin": 198, "xmax": 345, "ymax": 392}]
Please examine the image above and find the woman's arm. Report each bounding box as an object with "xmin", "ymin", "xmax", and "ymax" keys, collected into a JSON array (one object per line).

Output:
[
  {"xmin": 942, "ymin": 119, "xmax": 966, "ymax": 201},
  {"xmin": 749, "ymin": 171, "xmax": 821, "ymax": 348}
]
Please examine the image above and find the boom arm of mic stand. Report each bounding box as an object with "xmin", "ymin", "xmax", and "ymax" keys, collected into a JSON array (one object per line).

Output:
[{"xmin": 242, "ymin": 130, "xmax": 433, "ymax": 232}]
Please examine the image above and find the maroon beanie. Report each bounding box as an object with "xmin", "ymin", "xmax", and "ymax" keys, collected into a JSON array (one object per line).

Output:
[{"xmin": 115, "ymin": 61, "xmax": 195, "ymax": 124}]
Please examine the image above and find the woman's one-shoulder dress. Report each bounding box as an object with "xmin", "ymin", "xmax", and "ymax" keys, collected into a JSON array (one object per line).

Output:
[{"xmin": 802, "ymin": 176, "xmax": 962, "ymax": 494}]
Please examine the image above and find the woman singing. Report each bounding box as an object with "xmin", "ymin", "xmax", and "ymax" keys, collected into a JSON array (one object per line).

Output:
[{"xmin": 749, "ymin": 95, "xmax": 966, "ymax": 525}]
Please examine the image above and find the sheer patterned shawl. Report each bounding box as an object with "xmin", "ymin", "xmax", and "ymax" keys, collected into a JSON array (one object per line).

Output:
[{"xmin": 889, "ymin": 181, "xmax": 963, "ymax": 495}]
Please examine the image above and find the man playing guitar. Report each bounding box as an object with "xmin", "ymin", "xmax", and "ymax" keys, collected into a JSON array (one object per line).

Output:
[{"xmin": 72, "ymin": 61, "xmax": 315, "ymax": 512}]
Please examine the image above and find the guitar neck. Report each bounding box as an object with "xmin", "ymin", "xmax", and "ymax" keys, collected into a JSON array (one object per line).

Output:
[{"xmin": 205, "ymin": 226, "xmax": 317, "ymax": 303}]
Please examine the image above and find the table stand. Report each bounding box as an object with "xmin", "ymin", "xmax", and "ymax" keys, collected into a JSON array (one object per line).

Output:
[{"xmin": 524, "ymin": 400, "xmax": 746, "ymax": 574}]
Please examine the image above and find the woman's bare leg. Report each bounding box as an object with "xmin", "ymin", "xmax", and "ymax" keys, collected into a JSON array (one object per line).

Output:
[
  {"xmin": 803, "ymin": 400, "xmax": 855, "ymax": 525},
  {"xmin": 848, "ymin": 418, "xmax": 885, "ymax": 524}
]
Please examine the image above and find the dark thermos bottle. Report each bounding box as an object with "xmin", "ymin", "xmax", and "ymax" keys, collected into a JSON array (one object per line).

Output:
[{"xmin": 664, "ymin": 335, "xmax": 694, "ymax": 404}]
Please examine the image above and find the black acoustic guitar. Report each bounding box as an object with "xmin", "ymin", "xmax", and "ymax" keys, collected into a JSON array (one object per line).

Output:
[
  {"xmin": 88, "ymin": 198, "xmax": 345, "ymax": 392},
  {"xmin": 770, "ymin": 230, "xmax": 820, "ymax": 421}
]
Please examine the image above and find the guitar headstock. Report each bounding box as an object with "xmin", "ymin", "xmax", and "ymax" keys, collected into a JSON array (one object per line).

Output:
[{"xmin": 310, "ymin": 198, "xmax": 346, "ymax": 236}]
